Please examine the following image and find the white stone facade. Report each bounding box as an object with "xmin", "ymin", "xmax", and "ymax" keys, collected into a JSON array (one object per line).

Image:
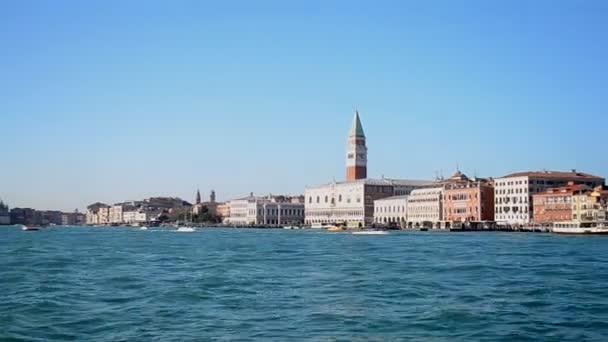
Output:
[
  {"xmin": 109, "ymin": 205, "xmax": 123, "ymax": 224},
  {"xmin": 123, "ymin": 210, "xmax": 150, "ymax": 224},
  {"xmin": 374, "ymin": 195, "xmax": 408, "ymax": 226},
  {"xmin": 305, "ymin": 179, "xmax": 429, "ymax": 227},
  {"xmin": 406, "ymin": 187, "xmax": 443, "ymax": 227},
  {"xmin": 226, "ymin": 195, "xmax": 305, "ymax": 225},
  {"xmin": 493, "ymin": 176, "xmax": 532, "ymax": 225}
]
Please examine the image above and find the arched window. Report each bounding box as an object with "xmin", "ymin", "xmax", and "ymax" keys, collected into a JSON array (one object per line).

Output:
[
  {"xmin": 325, "ymin": 196, "xmax": 328, "ymax": 203},
  {"xmin": 339, "ymin": 195, "xmax": 342, "ymax": 202},
  {"xmin": 316, "ymin": 196, "xmax": 320, "ymax": 203}
]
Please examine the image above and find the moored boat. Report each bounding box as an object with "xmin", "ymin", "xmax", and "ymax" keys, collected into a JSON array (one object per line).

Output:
[{"xmin": 552, "ymin": 221, "xmax": 608, "ymax": 234}]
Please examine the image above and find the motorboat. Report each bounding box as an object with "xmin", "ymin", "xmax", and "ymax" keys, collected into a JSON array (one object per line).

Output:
[
  {"xmin": 352, "ymin": 230, "xmax": 389, "ymax": 235},
  {"xmin": 21, "ymin": 225, "xmax": 40, "ymax": 231},
  {"xmin": 552, "ymin": 221, "xmax": 608, "ymax": 234},
  {"xmin": 140, "ymin": 226, "xmax": 149, "ymax": 230},
  {"xmin": 176, "ymin": 226, "xmax": 196, "ymax": 232},
  {"xmin": 326, "ymin": 225, "xmax": 344, "ymax": 232}
]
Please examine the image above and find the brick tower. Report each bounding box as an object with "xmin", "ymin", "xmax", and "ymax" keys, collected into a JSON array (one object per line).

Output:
[{"xmin": 346, "ymin": 110, "xmax": 367, "ymax": 181}]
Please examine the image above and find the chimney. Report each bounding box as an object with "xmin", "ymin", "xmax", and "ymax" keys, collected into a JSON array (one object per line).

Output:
[{"xmin": 571, "ymin": 169, "xmax": 576, "ymax": 173}]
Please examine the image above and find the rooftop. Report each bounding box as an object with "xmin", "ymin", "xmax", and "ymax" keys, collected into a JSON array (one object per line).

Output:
[
  {"xmin": 499, "ymin": 170, "xmax": 604, "ymax": 180},
  {"xmin": 536, "ymin": 183, "xmax": 592, "ymax": 195},
  {"xmin": 374, "ymin": 195, "xmax": 409, "ymax": 201},
  {"xmin": 307, "ymin": 178, "xmax": 433, "ymax": 189}
]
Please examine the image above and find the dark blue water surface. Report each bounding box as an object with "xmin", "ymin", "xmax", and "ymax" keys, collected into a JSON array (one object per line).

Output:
[{"xmin": 2, "ymin": 227, "xmax": 608, "ymax": 341}]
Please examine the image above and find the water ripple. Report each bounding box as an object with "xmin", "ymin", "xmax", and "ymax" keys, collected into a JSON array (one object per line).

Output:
[{"xmin": 2, "ymin": 227, "xmax": 608, "ymax": 340}]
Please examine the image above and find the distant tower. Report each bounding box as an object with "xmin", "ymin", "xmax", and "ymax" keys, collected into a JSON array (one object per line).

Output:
[
  {"xmin": 210, "ymin": 190, "xmax": 216, "ymax": 203},
  {"xmin": 196, "ymin": 189, "xmax": 201, "ymax": 205},
  {"xmin": 346, "ymin": 110, "xmax": 367, "ymax": 181}
]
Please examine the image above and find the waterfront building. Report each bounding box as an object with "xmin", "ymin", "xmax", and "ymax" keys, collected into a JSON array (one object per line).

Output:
[
  {"xmin": 346, "ymin": 110, "xmax": 367, "ymax": 181},
  {"xmin": 306, "ymin": 178, "xmax": 428, "ymax": 227},
  {"xmin": 494, "ymin": 170, "xmax": 605, "ymax": 225},
  {"xmin": 373, "ymin": 195, "xmax": 408, "ymax": 227},
  {"xmin": 532, "ymin": 183, "xmax": 591, "ymax": 224},
  {"xmin": 0, "ymin": 200, "xmax": 10, "ymax": 225},
  {"xmin": 61, "ymin": 210, "xmax": 86, "ymax": 226},
  {"xmin": 109, "ymin": 205, "xmax": 124, "ymax": 224},
  {"xmin": 192, "ymin": 190, "xmax": 222, "ymax": 216},
  {"xmin": 9, "ymin": 208, "xmax": 39, "ymax": 225},
  {"xmin": 226, "ymin": 193, "xmax": 305, "ymax": 226},
  {"xmin": 406, "ymin": 187, "xmax": 444, "ymax": 228},
  {"xmin": 570, "ymin": 185, "xmax": 608, "ymax": 222},
  {"xmin": 442, "ymin": 171, "xmax": 495, "ymax": 225},
  {"xmin": 40, "ymin": 210, "xmax": 63, "ymax": 225},
  {"xmin": 305, "ymin": 110, "xmax": 431, "ymax": 227},
  {"xmin": 86, "ymin": 203, "xmax": 110, "ymax": 225},
  {"xmin": 216, "ymin": 203, "xmax": 230, "ymax": 221},
  {"xmin": 123, "ymin": 209, "xmax": 151, "ymax": 224}
]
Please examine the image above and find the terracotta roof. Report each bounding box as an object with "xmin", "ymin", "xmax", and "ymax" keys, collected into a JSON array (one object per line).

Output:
[
  {"xmin": 499, "ymin": 170, "xmax": 604, "ymax": 180},
  {"xmin": 536, "ymin": 184, "xmax": 592, "ymax": 195}
]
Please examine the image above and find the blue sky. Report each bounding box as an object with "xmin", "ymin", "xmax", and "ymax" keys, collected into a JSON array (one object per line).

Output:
[{"xmin": 1, "ymin": 0, "xmax": 607, "ymax": 211}]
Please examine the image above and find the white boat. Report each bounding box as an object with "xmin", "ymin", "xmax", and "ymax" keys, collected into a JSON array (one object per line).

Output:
[
  {"xmin": 140, "ymin": 226, "xmax": 149, "ymax": 230},
  {"xmin": 311, "ymin": 223, "xmax": 339, "ymax": 229},
  {"xmin": 552, "ymin": 221, "xmax": 608, "ymax": 234},
  {"xmin": 352, "ymin": 230, "xmax": 388, "ymax": 235},
  {"xmin": 21, "ymin": 225, "xmax": 40, "ymax": 231},
  {"xmin": 283, "ymin": 226, "xmax": 294, "ymax": 230},
  {"xmin": 176, "ymin": 227, "xmax": 196, "ymax": 232}
]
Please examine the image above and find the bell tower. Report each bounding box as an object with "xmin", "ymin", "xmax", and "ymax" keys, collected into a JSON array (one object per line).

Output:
[{"xmin": 346, "ymin": 110, "xmax": 367, "ymax": 181}]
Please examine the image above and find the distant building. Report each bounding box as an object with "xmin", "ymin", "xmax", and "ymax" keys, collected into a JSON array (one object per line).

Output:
[
  {"xmin": 226, "ymin": 193, "xmax": 305, "ymax": 226},
  {"xmin": 123, "ymin": 209, "xmax": 151, "ymax": 224},
  {"xmin": 86, "ymin": 203, "xmax": 110, "ymax": 225},
  {"xmin": 494, "ymin": 170, "xmax": 605, "ymax": 225},
  {"xmin": 40, "ymin": 210, "xmax": 63, "ymax": 225},
  {"xmin": 196, "ymin": 189, "xmax": 201, "ymax": 205},
  {"xmin": 532, "ymin": 182, "xmax": 591, "ymax": 224},
  {"xmin": 216, "ymin": 203, "xmax": 230, "ymax": 220},
  {"xmin": 373, "ymin": 195, "xmax": 408, "ymax": 227},
  {"xmin": 304, "ymin": 111, "xmax": 430, "ymax": 227},
  {"xmin": 192, "ymin": 189, "xmax": 224, "ymax": 217},
  {"xmin": 441, "ymin": 171, "xmax": 495, "ymax": 224},
  {"xmin": 306, "ymin": 178, "xmax": 429, "ymax": 227},
  {"xmin": 9, "ymin": 208, "xmax": 38, "ymax": 225},
  {"xmin": 572, "ymin": 186, "xmax": 608, "ymax": 222},
  {"xmin": 61, "ymin": 210, "xmax": 86, "ymax": 226},
  {"xmin": 406, "ymin": 187, "xmax": 444, "ymax": 228},
  {"xmin": 0, "ymin": 200, "xmax": 10, "ymax": 225},
  {"xmin": 109, "ymin": 205, "xmax": 124, "ymax": 224},
  {"xmin": 346, "ymin": 110, "xmax": 367, "ymax": 181}
]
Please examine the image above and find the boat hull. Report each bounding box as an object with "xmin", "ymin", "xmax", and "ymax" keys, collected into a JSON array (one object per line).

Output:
[
  {"xmin": 352, "ymin": 231, "xmax": 388, "ymax": 235},
  {"xmin": 552, "ymin": 227, "xmax": 608, "ymax": 235}
]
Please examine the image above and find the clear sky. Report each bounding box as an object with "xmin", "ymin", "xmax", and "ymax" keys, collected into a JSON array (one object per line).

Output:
[{"xmin": 1, "ymin": 0, "xmax": 607, "ymax": 211}]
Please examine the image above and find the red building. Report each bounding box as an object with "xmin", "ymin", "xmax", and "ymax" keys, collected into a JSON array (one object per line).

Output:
[
  {"xmin": 442, "ymin": 171, "xmax": 495, "ymax": 224},
  {"xmin": 532, "ymin": 182, "xmax": 591, "ymax": 224}
]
